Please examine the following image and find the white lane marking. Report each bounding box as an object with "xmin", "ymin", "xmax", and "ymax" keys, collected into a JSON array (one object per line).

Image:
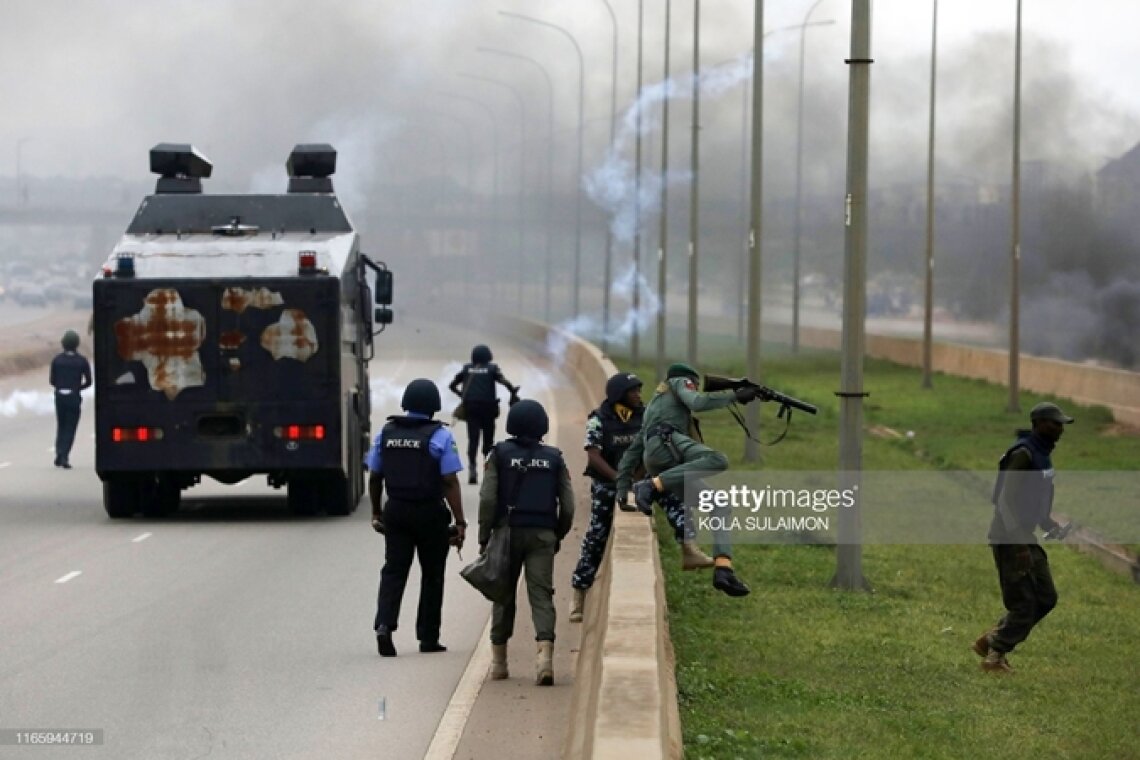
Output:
[
  {"xmin": 423, "ymin": 616, "xmax": 494, "ymax": 760},
  {"xmin": 0, "ymin": 462, "xmax": 11, "ymax": 469},
  {"xmin": 131, "ymin": 532, "xmax": 153, "ymax": 543},
  {"xmin": 54, "ymin": 571, "xmax": 82, "ymax": 584}
]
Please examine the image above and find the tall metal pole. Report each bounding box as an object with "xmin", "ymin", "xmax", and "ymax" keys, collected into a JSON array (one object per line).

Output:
[
  {"xmin": 601, "ymin": 0, "xmax": 619, "ymax": 351},
  {"xmin": 436, "ymin": 93, "xmax": 500, "ymax": 308},
  {"xmin": 922, "ymin": 0, "xmax": 938, "ymax": 389},
  {"xmin": 831, "ymin": 0, "xmax": 872, "ymax": 592},
  {"xmin": 686, "ymin": 0, "xmax": 700, "ymax": 366},
  {"xmin": 792, "ymin": 0, "xmax": 828, "ymax": 354},
  {"xmin": 499, "ymin": 11, "xmax": 586, "ymax": 319},
  {"xmin": 16, "ymin": 137, "xmax": 30, "ymax": 206},
  {"xmin": 632, "ymin": 0, "xmax": 644, "ymax": 365},
  {"xmin": 459, "ymin": 73, "xmax": 528, "ymax": 312},
  {"xmin": 656, "ymin": 0, "xmax": 673, "ymax": 380},
  {"xmin": 744, "ymin": 1, "xmax": 765, "ymax": 464},
  {"xmin": 477, "ymin": 47, "xmax": 556, "ymax": 323},
  {"xmin": 1008, "ymin": 0, "xmax": 1022, "ymax": 413}
]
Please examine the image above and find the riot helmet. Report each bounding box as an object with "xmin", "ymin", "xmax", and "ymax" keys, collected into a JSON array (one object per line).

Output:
[
  {"xmin": 471, "ymin": 344, "xmax": 493, "ymax": 364},
  {"xmin": 506, "ymin": 399, "xmax": 549, "ymax": 439},
  {"xmin": 61, "ymin": 330, "xmax": 80, "ymax": 351},
  {"xmin": 605, "ymin": 372, "xmax": 643, "ymax": 405},
  {"xmin": 401, "ymin": 378, "xmax": 442, "ymax": 415}
]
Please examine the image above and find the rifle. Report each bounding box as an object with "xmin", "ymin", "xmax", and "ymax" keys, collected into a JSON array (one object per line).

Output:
[{"xmin": 703, "ymin": 374, "xmax": 818, "ymax": 444}]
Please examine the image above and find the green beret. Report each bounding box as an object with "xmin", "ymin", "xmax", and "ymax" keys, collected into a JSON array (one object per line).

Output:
[{"xmin": 666, "ymin": 362, "xmax": 699, "ymax": 380}]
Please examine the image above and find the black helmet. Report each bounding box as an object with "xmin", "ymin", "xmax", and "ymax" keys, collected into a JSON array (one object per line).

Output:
[
  {"xmin": 605, "ymin": 372, "xmax": 642, "ymax": 405},
  {"xmin": 471, "ymin": 344, "xmax": 493, "ymax": 364},
  {"xmin": 61, "ymin": 330, "xmax": 80, "ymax": 351},
  {"xmin": 401, "ymin": 378, "xmax": 441, "ymax": 414},
  {"xmin": 506, "ymin": 399, "xmax": 549, "ymax": 439}
]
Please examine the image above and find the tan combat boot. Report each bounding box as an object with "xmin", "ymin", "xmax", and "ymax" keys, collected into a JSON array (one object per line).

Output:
[
  {"xmin": 681, "ymin": 542, "xmax": 715, "ymax": 571},
  {"xmin": 569, "ymin": 589, "xmax": 586, "ymax": 623},
  {"xmin": 535, "ymin": 641, "xmax": 554, "ymax": 686},
  {"xmin": 981, "ymin": 650, "xmax": 1013, "ymax": 674},
  {"xmin": 491, "ymin": 643, "xmax": 509, "ymax": 680}
]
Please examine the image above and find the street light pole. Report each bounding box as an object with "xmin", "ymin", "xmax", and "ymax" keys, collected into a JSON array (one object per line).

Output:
[
  {"xmin": 600, "ymin": 0, "xmax": 619, "ymax": 350},
  {"xmin": 478, "ymin": 47, "xmax": 556, "ymax": 322},
  {"xmin": 500, "ymin": 11, "xmax": 586, "ymax": 319},
  {"xmin": 1008, "ymin": 0, "xmax": 1022, "ymax": 413},
  {"xmin": 16, "ymin": 137, "xmax": 31, "ymax": 206},
  {"xmin": 436, "ymin": 93, "xmax": 501, "ymax": 309},
  {"xmin": 792, "ymin": 0, "xmax": 831, "ymax": 353},
  {"xmin": 687, "ymin": 0, "xmax": 701, "ymax": 366},
  {"xmin": 922, "ymin": 0, "xmax": 939, "ymax": 389},
  {"xmin": 459, "ymin": 73, "xmax": 529, "ymax": 312},
  {"xmin": 744, "ymin": 1, "xmax": 765, "ymax": 464},
  {"xmin": 633, "ymin": 0, "xmax": 644, "ymax": 365},
  {"xmin": 656, "ymin": 0, "xmax": 673, "ymax": 380}
]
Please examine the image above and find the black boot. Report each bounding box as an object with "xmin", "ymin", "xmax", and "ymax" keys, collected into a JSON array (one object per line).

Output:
[
  {"xmin": 713, "ymin": 567, "xmax": 751, "ymax": 597},
  {"xmin": 376, "ymin": 625, "xmax": 397, "ymax": 657}
]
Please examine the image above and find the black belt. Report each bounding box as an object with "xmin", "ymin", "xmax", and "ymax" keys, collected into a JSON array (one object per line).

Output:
[{"xmin": 646, "ymin": 423, "xmax": 676, "ymax": 441}]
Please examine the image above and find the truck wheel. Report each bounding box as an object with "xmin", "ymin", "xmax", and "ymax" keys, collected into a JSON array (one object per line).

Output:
[
  {"xmin": 287, "ymin": 478, "xmax": 319, "ymax": 516},
  {"xmin": 323, "ymin": 472, "xmax": 353, "ymax": 516},
  {"xmin": 104, "ymin": 477, "xmax": 141, "ymax": 518},
  {"xmin": 142, "ymin": 476, "xmax": 181, "ymax": 517}
]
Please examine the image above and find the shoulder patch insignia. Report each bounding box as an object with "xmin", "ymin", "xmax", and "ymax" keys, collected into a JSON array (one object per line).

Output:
[{"xmin": 683, "ymin": 379, "xmax": 697, "ymax": 391}]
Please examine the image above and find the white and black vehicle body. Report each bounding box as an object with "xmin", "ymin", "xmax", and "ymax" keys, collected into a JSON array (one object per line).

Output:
[{"xmin": 92, "ymin": 143, "xmax": 393, "ymax": 518}]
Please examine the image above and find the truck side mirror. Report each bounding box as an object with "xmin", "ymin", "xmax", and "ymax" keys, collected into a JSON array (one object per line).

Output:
[
  {"xmin": 374, "ymin": 306, "xmax": 394, "ymax": 325},
  {"xmin": 374, "ymin": 269, "xmax": 393, "ymax": 305}
]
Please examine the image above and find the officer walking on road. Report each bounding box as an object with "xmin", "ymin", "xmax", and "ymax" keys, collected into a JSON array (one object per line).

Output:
[
  {"xmin": 478, "ymin": 399, "xmax": 574, "ymax": 685},
  {"xmin": 615, "ymin": 363, "xmax": 760, "ymax": 597},
  {"xmin": 449, "ymin": 344, "xmax": 520, "ymax": 485},
  {"xmin": 49, "ymin": 330, "xmax": 92, "ymax": 469},
  {"xmin": 569, "ymin": 372, "xmax": 713, "ymax": 623},
  {"xmin": 975, "ymin": 401, "xmax": 1073, "ymax": 673},
  {"xmin": 368, "ymin": 378, "xmax": 467, "ymax": 657}
]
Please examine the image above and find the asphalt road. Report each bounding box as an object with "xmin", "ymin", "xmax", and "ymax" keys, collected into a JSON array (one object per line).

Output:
[{"xmin": 0, "ymin": 317, "xmax": 579, "ymax": 760}]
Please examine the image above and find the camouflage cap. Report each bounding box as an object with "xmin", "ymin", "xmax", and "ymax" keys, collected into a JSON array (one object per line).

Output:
[{"xmin": 1030, "ymin": 401, "xmax": 1074, "ymax": 424}]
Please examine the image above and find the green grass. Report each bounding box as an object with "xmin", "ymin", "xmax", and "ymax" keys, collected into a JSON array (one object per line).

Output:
[{"xmin": 611, "ymin": 347, "xmax": 1140, "ymax": 759}]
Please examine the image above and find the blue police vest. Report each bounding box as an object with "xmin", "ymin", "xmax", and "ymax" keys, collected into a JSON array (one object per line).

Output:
[
  {"xmin": 494, "ymin": 439, "xmax": 561, "ymax": 530},
  {"xmin": 381, "ymin": 417, "xmax": 443, "ymax": 503}
]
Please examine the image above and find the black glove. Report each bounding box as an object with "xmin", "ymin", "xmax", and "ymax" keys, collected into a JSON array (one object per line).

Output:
[
  {"xmin": 509, "ymin": 387, "xmax": 521, "ymax": 406},
  {"xmin": 733, "ymin": 386, "xmax": 759, "ymax": 404},
  {"xmin": 371, "ymin": 516, "xmax": 386, "ymax": 534},
  {"xmin": 448, "ymin": 524, "xmax": 466, "ymax": 549}
]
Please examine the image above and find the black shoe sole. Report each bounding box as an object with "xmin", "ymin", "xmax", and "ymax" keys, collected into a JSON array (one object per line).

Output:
[
  {"xmin": 419, "ymin": 642, "xmax": 447, "ymax": 653},
  {"xmin": 377, "ymin": 633, "xmax": 396, "ymax": 657}
]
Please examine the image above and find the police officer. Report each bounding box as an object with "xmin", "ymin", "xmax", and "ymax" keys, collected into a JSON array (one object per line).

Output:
[
  {"xmin": 615, "ymin": 363, "xmax": 761, "ymax": 598},
  {"xmin": 49, "ymin": 330, "xmax": 92, "ymax": 469},
  {"xmin": 568, "ymin": 372, "xmax": 713, "ymax": 623},
  {"xmin": 975, "ymin": 401, "xmax": 1073, "ymax": 673},
  {"xmin": 449, "ymin": 344, "xmax": 520, "ymax": 485},
  {"xmin": 478, "ymin": 399, "xmax": 574, "ymax": 685},
  {"xmin": 368, "ymin": 378, "xmax": 467, "ymax": 657}
]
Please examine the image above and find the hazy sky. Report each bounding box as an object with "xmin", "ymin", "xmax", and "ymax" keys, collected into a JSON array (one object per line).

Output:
[{"xmin": 3, "ymin": 0, "xmax": 1137, "ymax": 190}]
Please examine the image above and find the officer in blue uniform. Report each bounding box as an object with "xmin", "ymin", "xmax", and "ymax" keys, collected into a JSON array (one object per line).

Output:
[
  {"xmin": 49, "ymin": 330, "xmax": 92, "ymax": 469},
  {"xmin": 367, "ymin": 378, "xmax": 467, "ymax": 657},
  {"xmin": 478, "ymin": 399, "xmax": 574, "ymax": 685},
  {"xmin": 449, "ymin": 344, "xmax": 520, "ymax": 484}
]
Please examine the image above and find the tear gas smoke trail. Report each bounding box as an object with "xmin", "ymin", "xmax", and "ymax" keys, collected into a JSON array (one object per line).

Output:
[
  {"xmin": 584, "ymin": 53, "xmax": 755, "ymax": 245},
  {"xmin": 545, "ymin": 264, "xmax": 660, "ymax": 360}
]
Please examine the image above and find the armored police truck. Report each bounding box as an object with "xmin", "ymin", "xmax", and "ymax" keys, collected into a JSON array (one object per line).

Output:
[{"xmin": 92, "ymin": 143, "xmax": 393, "ymax": 518}]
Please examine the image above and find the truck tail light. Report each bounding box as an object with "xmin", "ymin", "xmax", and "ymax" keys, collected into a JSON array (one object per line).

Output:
[
  {"xmin": 112, "ymin": 426, "xmax": 164, "ymax": 442},
  {"xmin": 275, "ymin": 424, "xmax": 325, "ymax": 441},
  {"xmin": 298, "ymin": 250, "xmax": 318, "ymax": 274}
]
